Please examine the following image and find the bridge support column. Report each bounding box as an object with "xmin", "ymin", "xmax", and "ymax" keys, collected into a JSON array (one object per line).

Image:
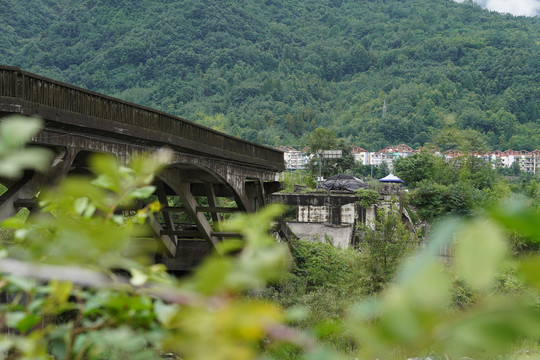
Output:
[
  {"xmin": 205, "ymin": 184, "xmax": 223, "ymax": 240},
  {"xmin": 0, "ymin": 172, "xmax": 35, "ymax": 220},
  {"xmin": 153, "ymin": 181, "xmax": 179, "ymax": 257},
  {"xmin": 147, "ymin": 213, "xmax": 177, "ymax": 258},
  {"xmin": 49, "ymin": 147, "xmax": 78, "ymax": 182},
  {"xmin": 160, "ymin": 170, "xmax": 222, "ymax": 256},
  {"xmin": 176, "ymin": 182, "xmax": 222, "ymax": 255}
]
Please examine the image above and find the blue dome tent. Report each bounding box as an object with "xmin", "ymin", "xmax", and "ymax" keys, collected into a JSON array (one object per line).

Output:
[{"xmin": 378, "ymin": 173, "xmax": 404, "ymax": 184}]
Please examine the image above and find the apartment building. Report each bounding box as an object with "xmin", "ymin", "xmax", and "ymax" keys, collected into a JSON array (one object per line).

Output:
[
  {"xmin": 475, "ymin": 150, "xmax": 540, "ymax": 174},
  {"xmin": 351, "ymin": 146, "xmax": 369, "ymax": 165},
  {"xmin": 280, "ymin": 144, "xmax": 539, "ymax": 174},
  {"xmin": 277, "ymin": 146, "xmax": 311, "ymax": 171}
]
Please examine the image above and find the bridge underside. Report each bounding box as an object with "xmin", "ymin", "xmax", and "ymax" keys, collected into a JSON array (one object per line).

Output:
[
  {"xmin": 0, "ymin": 126, "xmax": 283, "ymax": 271},
  {"xmin": 0, "ymin": 65, "xmax": 286, "ymax": 271}
]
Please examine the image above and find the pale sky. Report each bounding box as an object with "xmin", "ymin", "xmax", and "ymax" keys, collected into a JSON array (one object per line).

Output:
[{"xmin": 454, "ymin": 0, "xmax": 540, "ymax": 17}]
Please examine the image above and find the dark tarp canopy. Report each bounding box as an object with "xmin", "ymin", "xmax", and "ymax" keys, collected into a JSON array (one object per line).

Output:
[{"xmin": 317, "ymin": 174, "xmax": 369, "ymax": 192}]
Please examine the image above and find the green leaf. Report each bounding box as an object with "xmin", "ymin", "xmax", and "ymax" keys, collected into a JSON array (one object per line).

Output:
[
  {"xmin": 192, "ymin": 257, "xmax": 232, "ymax": 295},
  {"xmin": 84, "ymin": 291, "xmax": 110, "ymax": 315},
  {"xmin": 456, "ymin": 220, "xmax": 508, "ymax": 291},
  {"xmin": 118, "ymin": 165, "xmax": 136, "ymax": 178},
  {"xmin": 0, "ymin": 116, "xmax": 43, "ymax": 148},
  {"xmin": 153, "ymin": 300, "xmax": 179, "ymax": 326},
  {"xmin": 74, "ymin": 197, "xmax": 89, "ymax": 215},
  {"xmin": 0, "ymin": 116, "xmax": 53, "ymax": 179},
  {"xmin": 0, "ymin": 147, "xmax": 53, "ymax": 178},
  {"xmin": 83, "ymin": 203, "xmax": 96, "ymax": 218},
  {"xmin": 111, "ymin": 214, "xmax": 125, "ymax": 225},
  {"xmin": 7, "ymin": 276, "xmax": 37, "ymax": 292},
  {"xmin": 489, "ymin": 198, "xmax": 540, "ymax": 241},
  {"xmin": 128, "ymin": 186, "xmax": 156, "ymax": 199},
  {"xmin": 89, "ymin": 154, "xmax": 122, "ymax": 192},
  {"xmin": 42, "ymin": 281, "xmax": 73, "ymax": 314},
  {"xmin": 28, "ymin": 298, "xmax": 45, "ymax": 313},
  {"xmin": 0, "ymin": 338, "xmax": 14, "ymax": 355},
  {"xmin": 447, "ymin": 300, "xmax": 540, "ymax": 353},
  {"xmin": 14, "ymin": 228, "xmax": 29, "ymax": 240},
  {"xmin": 130, "ymin": 268, "xmax": 149, "ymax": 286},
  {"xmin": 517, "ymin": 256, "xmax": 540, "ymax": 291},
  {"xmin": 91, "ymin": 174, "xmax": 119, "ymax": 192},
  {"xmin": 401, "ymin": 259, "xmax": 451, "ymax": 311},
  {"xmin": 6, "ymin": 311, "xmax": 41, "ymax": 332},
  {"xmin": 73, "ymin": 333, "xmax": 90, "ymax": 355},
  {"xmin": 1, "ymin": 216, "xmax": 26, "ymax": 229}
]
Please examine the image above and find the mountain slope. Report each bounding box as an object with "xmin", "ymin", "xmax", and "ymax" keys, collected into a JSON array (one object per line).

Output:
[{"xmin": 1, "ymin": 0, "xmax": 538, "ymax": 150}]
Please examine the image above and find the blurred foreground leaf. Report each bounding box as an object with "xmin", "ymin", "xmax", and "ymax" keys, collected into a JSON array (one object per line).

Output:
[
  {"xmin": 489, "ymin": 198, "xmax": 540, "ymax": 241},
  {"xmin": 0, "ymin": 116, "xmax": 53, "ymax": 178},
  {"xmin": 456, "ymin": 219, "xmax": 508, "ymax": 291},
  {"xmin": 349, "ymin": 204, "xmax": 540, "ymax": 359}
]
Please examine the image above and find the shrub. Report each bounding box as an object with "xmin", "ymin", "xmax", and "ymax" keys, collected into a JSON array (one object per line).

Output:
[
  {"xmin": 355, "ymin": 188, "xmax": 380, "ymax": 208},
  {"xmin": 357, "ymin": 207, "xmax": 417, "ymax": 294},
  {"xmin": 289, "ymin": 239, "xmax": 363, "ymax": 293}
]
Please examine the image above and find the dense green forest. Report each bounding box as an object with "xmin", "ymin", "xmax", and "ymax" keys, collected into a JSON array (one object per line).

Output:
[{"xmin": 1, "ymin": 0, "xmax": 538, "ymax": 150}]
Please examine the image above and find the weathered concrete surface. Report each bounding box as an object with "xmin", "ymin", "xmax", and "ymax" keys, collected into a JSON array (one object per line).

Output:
[
  {"xmin": 269, "ymin": 193, "xmax": 362, "ymax": 207},
  {"xmin": 271, "ymin": 192, "xmax": 415, "ymax": 248},
  {"xmin": 0, "ymin": 67, "xmax": 286, "ymax": 270},
  {"xmin": 298, "ymin": 203, "xmax": 358, "ymax": 224},
  {"xmin": 287, "ymin": 222, "xmax": 354, "ymax": 248}
]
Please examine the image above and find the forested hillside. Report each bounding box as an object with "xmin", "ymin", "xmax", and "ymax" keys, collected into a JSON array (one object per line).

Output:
[{"xmin": 1, "ymin": 0, "xmax": 538, "ymax": 150}]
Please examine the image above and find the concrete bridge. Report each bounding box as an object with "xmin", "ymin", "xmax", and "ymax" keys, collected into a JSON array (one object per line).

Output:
[{"xmin": 0, "ymin": 66, "xmax": 285, "ymax": 270}]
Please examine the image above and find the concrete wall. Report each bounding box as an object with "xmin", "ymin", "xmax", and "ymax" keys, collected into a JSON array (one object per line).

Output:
[
  {"xmin": 285, "ymin": 194, "xmax": 410, "ymax": 249},
  {"xmin": 287, "ymin": 222, "xmax": 354, "ymax": 248},
  {"xmin": 298, "ymin": 205, "xmax": 330, "ymax": 223},
  {"xmin": 340, "ymin": 203, "xmax": 356, "ymax": 224},
  {"xmin": 298, "ymin": 203, "xmax": 376, "ymax": 225}
]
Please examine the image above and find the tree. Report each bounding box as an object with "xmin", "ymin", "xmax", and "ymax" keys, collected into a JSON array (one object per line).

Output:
[
  {"xmin": 305, "ymin": 127, "xmax": 337, "ymax": 155},
  {"xmin": 433, "ymin": 128, "xmax": 491, "ymax": 183},
  {"xmin": 3, "ymin": 0, "xmax": 538, "ymax": 151},
  {"xmin": 433, "ymin": 127, "xmax": 489, "ymax": 154},
  {"xmin": 305, "ymin": 128, "xmax": 355, "ymax": 178},
  {"xmin": 358, "ymin": 207, "xmax": 415, "ymax": 294},
  {"xmin": 393, "ymin": 149, "xmax": 449, "ymax": 187}
]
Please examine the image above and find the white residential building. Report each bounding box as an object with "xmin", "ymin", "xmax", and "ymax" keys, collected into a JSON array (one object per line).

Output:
[
  {"xmin": 280, "ymin": 144, "xmax": 539, "ymax": 174},
  {"xmin": 277, "ymin": 146, "xmax": 311, "ymax": 171},
  {"xmin": 353, "ymin": 144, "xmax": 416, "ymax": 172},
  {"xmin": 474, "ymin": 149, "xmax": 539, "ymax": 174},
  {"xmin": 351, "ymin": 146, "xmax": 370, "ymax": 165}
]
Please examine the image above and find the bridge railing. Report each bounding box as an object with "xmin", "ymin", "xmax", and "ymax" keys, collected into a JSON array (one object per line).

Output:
[{"xmin": 0, "ymin": 66, "xmax": 284, "ymax": 171}]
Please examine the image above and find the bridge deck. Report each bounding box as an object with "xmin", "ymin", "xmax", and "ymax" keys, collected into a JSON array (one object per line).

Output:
[{"xmin": 0, "ymin": 65, "xmax": 284, "ymax": 172}]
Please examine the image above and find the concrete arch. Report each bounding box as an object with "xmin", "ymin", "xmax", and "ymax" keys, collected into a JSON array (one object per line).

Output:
[
  {"xmin": 158, "ymin": 161, "xmax": 251, "ymax": 212},
  {"xmin": 0, "ymin": 126, "xmax": 283, "ymax": 271}
]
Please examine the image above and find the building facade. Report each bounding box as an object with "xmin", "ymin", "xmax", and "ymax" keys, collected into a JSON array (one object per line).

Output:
[{"xmin": 277, "ymin": 146, "xmax": 312, "ymax": 171}]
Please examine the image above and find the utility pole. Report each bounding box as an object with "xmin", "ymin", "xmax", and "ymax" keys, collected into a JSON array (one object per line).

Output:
[
  {"xmin": 382, "ymin": 99, "xmax": 387, "ymax": 118},
  {"xmin": 317, "ymin": 149, "xmax": 323, "ymax": 181}
]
